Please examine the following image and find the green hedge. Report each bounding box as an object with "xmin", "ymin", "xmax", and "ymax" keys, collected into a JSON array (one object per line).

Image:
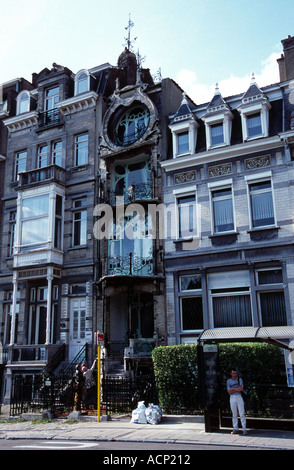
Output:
[{"xmin": 152, "ymin": 343, "xmax": 286, "ymax": 414}]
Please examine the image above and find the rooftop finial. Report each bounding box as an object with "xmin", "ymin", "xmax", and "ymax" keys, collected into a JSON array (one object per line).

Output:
[
  {"xmin": 214, "ymin": 82, "xmax": 220, "ymax": 95},
  {"xmin": 250, "ymin": 72, "xmax": 256, "ymax": 84},
  {"xmin": 124, "ymin": 14, "xmax": 137, "ymax": 51}
]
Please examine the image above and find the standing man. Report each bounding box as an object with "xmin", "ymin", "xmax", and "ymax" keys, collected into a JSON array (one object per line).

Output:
[{"xmin": 227, "ymin": 368, "xmax": 247, "ymax": 435}]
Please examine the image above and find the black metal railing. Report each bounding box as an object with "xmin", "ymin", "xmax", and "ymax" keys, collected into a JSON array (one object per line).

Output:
[
  {"xmin": 102, "ymin": 253, "xmax": 153, "ymax": 276},
  {"xmin": 39, "ymin": 108, "xmax": 61, "ymax": 128},
  {"xmin": 109, "ymin": 183, "xmax": 152, "ymax": 205},
  {"xmin": 9, "ymin": 344, "xmax": 88, "ymax": 417}
]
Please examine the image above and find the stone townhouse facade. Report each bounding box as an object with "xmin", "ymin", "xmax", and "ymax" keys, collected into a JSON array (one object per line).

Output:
[
  {"xmin": 1, "ymin": 32, "xmax": 294, "ymax": 406},
  {"xmin": 161, "ymin": 36, "xmax": 294, "ymax": 380},
  {"xmin": 0, "ymin": 44, "xmax": 184, "ymax": 403}
]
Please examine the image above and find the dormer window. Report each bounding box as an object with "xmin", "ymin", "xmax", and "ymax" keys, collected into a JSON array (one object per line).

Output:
[
  {"xmin": 17, "ymin": 91, "xmax": 30, "ymax": 115},
  {"xmin": 75, "ymin": 70, "xmax": 90, "ymax": 95},
  {"xmin": 169, "ymin": 93, "xmax": 199, "ymax": 158},
  {"xmin": 238, "ymin": 75, "xmax": 271, "ymax": 142},
  {"xmin": 201, "ymin": 85, "xmax": 233, "ymax": 150}
]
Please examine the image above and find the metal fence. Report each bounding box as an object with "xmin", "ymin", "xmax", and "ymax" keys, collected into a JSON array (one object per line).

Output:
[{"xmin": 8, "ymin": 372, "xmax": 294, "ymax": 419}]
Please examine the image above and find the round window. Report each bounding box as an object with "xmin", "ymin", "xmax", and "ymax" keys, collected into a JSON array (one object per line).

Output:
[{"xmin": 111, "ymin": 106, "xmax": 150, "ymax": 147}]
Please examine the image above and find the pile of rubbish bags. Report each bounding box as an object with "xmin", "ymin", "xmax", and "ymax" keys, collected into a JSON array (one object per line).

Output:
[{"xmin": 131, "ymin": 401, "xmax": 162, "ymax": 425}]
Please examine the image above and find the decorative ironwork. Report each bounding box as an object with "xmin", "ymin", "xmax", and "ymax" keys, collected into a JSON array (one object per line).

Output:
[
  {"xmin": 103, "ymin": 253, "xmax": 153, "ymax": 276},
  {"xmin": 39, "ymin": 108, "xmax": 61, "ymax": 128},
  {"xmin": 109, "ymin": 183, "xmax": 152, "ymax": 205}
]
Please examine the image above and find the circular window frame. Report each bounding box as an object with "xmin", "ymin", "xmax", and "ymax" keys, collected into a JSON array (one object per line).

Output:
[{"xmin": 108, "ymin": 104, "xmax": 150, "ymax": 147}]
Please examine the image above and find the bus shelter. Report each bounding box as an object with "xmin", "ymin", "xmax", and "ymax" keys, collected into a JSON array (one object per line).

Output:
[{"xmin": 196, "ymin": 326, "xmax": 294, "ymax": 432}]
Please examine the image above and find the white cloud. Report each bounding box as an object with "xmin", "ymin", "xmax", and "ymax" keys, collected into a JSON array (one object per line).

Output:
[{"xmin": 177, "ymin": 51, "xmax": 281, "ymax": 104}]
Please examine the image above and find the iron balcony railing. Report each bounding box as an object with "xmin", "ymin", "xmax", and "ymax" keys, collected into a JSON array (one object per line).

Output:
[
  {"xmin": 39, "ymin": 108, "xmax": 61, "ymax": 128},
  {"xmin": 102, "ymin": 253, "xmax": 153, "ymax": 276},
  {"xmin": 108, "ymin": 183, "xmax": 152, "ymax": 205}
]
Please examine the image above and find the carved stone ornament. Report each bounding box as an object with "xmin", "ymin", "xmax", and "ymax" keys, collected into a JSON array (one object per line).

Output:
[
  {"xmin": 208, "ymin": 162, "xmax": 232, "ymax": 178},
  {"xmin": 245, "ymin": 154, "xmax": 271, "ymax": 170},
  {"xmin": 98, "ymin": 84, "xmax": 160, "ymax": 157},
  {"xmin": 174, "ymin": 170, "xmax": 196, "ymax": 185}
]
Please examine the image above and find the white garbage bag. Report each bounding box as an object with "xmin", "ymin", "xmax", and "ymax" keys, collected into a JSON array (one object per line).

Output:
[
  {"xmin": 131, "ymin": 401, "xmax": 147, "ymax": 424},
  {"xmin": 146, "ymin": 403, "xmax": 162, "ymax": 425}
]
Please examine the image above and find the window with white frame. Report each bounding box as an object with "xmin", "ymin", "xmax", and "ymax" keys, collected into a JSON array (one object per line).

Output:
[
  {"xmin": 210, "ymin": 184, "xmax": 234, "ymax": 233},
  {"xmin": 8, "ymin": 211, "xmax": 16, "ymax": 256},
  {"xmin": 202, "ymin": 110, "xmax": 233, "ymax": 150},
  {"xmin": 14, "ymin": 150, "xmax": 27, "ymax": 181},
  {"xmin": 52, "ymin": 141, "xmax": 63, "ymax": 167},
  {"xmin": 169, "ymin": 120, "xmax": 198, "ymax": 158},
  {"xmin": 20, "ymin": 194, "xmax": 50, "ymax": 251},
  {"xmin": 177, "ymin": 131, "xmax": 189, "ymax": 154},
  {"xmin": 28, "ymin": 285, "xmax": 58, "ymax": 345},
  {"xmin": 73, "ymin": 198, "xmax": 87, "ymax": 246},
  {"xmin": 211, "ymin": 123, "xmax": 224, "ymax": 146},
  {"xmin": 177, "ymin": 194, "xmax": 197, "ymax": 239},
  {"xmin": 208, "ymin": 271, "xmax": 253, "ymax": 328},
  {"xmin": 74, "ymin": 133, "xmax": 88, "ymax": 166},
  {"xmin": 247, "ymin": 177, "xmax": 275, "ymax": 228},
  {"xmin": 38, "ymin": 145, "xmax": 48, "ymax": 168},
  {"xmin": 3, "ymin": 290, "xmax": 19, "ymax": 345},
  {"xmin": 17, "ymin": 91, "xmax": 30, "ymax": 115},
  {"xmin": 75, "ymin": 70, "xmax": 90, "ymax": 95},
  {"xmin": 179, "ymin": 274, "xmax": 203, "ymax": 332},
  {"xmin": 238, "ymin": 101, "xmax": 271, "ymax": 141},
  {"xmin": 18, "ymin": 190, "xmax": 64, "ymax": 253},
  {"xmin": 256, "ymin": 268, "xmax": 287, "ymax": 326}
]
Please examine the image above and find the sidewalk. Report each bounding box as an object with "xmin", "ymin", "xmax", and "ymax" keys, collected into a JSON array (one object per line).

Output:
[{"xmin": 0, "ymin": 410, "xmax": 294, "ymax": 450}]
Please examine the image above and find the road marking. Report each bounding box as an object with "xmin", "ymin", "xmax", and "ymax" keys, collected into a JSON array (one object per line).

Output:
[{"xmin": 14, "ymin": 441, "xmax": 99, "ymax": 450}]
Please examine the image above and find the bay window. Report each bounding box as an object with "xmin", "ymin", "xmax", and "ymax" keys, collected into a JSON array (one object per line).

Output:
[
  {"xmin": 20, "ymin": 194, "xmax": 49, "ymax": 251},
  {"xmin": 16, "ymin": 189, "xmax": 64, "ymax": 253}
]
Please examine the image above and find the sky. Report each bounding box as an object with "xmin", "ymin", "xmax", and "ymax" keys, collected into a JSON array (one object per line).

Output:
[{"xmin": 1, "ymin": 0, "xmax": 294, "ymax": 104}]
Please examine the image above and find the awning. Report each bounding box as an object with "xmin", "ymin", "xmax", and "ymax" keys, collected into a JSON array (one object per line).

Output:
[{"xmin": 198, "ymin": 326, "xmax": 294, "ymax": 350}]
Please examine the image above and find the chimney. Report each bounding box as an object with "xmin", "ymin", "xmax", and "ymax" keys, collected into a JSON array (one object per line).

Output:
[{"xmin": 277, "ymin": 35, "xmax": 294, "ymax": 82}]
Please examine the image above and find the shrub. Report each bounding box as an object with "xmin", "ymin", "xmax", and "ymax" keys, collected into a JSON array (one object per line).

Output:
[{"xmin": 152, "ymin": 342, "xmax": 286, "ymax": 415}]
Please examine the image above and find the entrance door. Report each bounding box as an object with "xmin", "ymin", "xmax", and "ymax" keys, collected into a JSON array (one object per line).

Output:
[{"xmin": 69, "ymin": 298, "xmax": 87, "ymax": 361}]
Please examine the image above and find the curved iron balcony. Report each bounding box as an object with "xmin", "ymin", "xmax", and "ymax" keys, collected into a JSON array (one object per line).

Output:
[
  {"xmin": 109, "ymin": 183, "xmax": 152, "ymax": 205},
  {"xmin": 102, "ymin": 253, "xmax": 153, "ymax": 276}
]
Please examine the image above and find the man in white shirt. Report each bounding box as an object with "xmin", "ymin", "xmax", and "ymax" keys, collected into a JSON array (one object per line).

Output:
[{"xmin": 227, "ymin": 368, "xmax": 247, "ymax": 435}]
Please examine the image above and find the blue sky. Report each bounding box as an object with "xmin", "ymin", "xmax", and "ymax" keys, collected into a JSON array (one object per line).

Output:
[{"xmin": 1, "ymin": 0, "xmax": 294, "ymax": 103}]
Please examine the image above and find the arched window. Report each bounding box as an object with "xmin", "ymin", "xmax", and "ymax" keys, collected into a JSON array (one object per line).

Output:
[
  {"xmin": 75, "ymin": 70, "xmax": 90, "ymax": 95},
  {"xmin": 17, "ymin": 91, "xmax": 30, "ymax": 115}
]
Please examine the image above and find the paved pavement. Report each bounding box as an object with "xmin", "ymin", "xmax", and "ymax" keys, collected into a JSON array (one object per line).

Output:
[{"xmin": 0, "ymin": 410, "xmax": 294, "ymax": 450}]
